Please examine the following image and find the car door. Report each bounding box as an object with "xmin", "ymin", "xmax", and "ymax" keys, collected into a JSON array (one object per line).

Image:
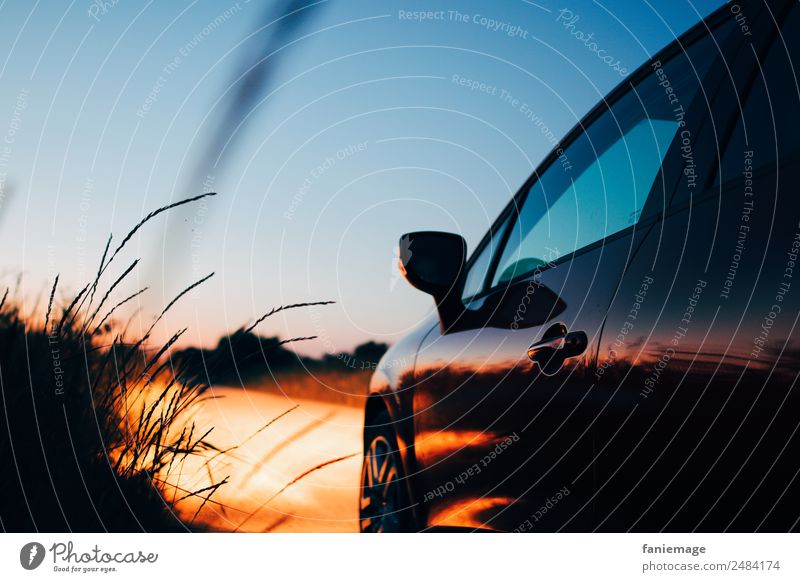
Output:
[
  {"xmin": 593, "ymin": 0, "xmax": 799, "ymax": 532},
  {"xmin": 410, "ymin": 27, "xmax": 727, "ymax": 532}
]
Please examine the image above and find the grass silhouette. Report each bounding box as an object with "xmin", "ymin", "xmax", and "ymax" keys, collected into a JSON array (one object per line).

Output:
[{"xmin": 0, "ymin": 192, "xmax": 336, "ymax": 532}]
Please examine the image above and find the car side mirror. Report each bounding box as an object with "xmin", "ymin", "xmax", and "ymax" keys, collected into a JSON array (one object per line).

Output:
[{"xmin": 398, "ymin": 231, "xmax": 466, "ymax": 332}]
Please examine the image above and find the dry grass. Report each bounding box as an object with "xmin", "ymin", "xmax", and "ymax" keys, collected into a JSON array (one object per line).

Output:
[
  {"xmin": 0, "ymin": 192, "xmax": 357, "ymax": 532},
  {"xmin": 0, "ymin": 193, "xmax": 225, "ymax": 531},
  {"xmin": 0, "ymin": 192, "xmax": 314, "ymax": 531}
]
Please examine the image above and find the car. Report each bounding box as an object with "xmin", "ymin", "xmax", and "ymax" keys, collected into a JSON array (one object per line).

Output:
[{"xmin": 359, "ymin": 0, "xmax": 800, "ymax": 532}]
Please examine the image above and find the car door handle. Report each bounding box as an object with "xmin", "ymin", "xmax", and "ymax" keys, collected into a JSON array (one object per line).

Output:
[
  {"xmin": 527, "ymin": 335, "xmax": 567, "ymax": 353},
  {"xmin": 527, "ymin": 330, "xmax": 587, "ymax": 358},
  {"xmin": 527, "ymin": 326, "xmax": 588, "ymax": 375}
]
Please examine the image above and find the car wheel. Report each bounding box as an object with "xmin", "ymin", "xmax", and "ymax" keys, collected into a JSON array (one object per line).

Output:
[{"xmin": 359, "ymin": 409, "xmax": 412, "ymax": 532}]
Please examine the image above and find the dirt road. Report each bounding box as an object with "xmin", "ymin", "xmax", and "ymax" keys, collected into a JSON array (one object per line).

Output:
[{"xmin": 173, "ymin": 386, "xmax": 364, "ymax": 532}]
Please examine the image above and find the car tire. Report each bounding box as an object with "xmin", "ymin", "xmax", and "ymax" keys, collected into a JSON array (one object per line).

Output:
[{"xmin": 359, "ymin": 409, "xmax": 413, "ymax": 532}]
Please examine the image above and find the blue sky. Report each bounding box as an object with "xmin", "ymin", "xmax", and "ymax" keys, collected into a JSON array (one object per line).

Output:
[{"xmin": 0, "ymin": 0, "xmax": 724, "ymax": 355}]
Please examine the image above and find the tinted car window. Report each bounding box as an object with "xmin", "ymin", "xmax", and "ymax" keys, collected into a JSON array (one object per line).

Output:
[
  {"xmin": 461, "ymin": 211, "xmax": 512, "ymax": 300},
  {"xmin": 716, "ymin": 6, "xmax": 800, "ymax": 183},
  {"xmin": 491, "ymin": 32, "xmax": 722, "ymax": 287}
]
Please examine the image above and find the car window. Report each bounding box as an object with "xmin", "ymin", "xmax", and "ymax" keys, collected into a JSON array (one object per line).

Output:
[
  {"xmin": 716, "ymin": 5, "xmax": 800, "ymax": 184},
  {"xmin": 491, "ymin": 31, "xmax": 723, "ymax": 287},
  {"xmin": 461, "ymin": 211, "xmax": 512, "ymax": 301}
]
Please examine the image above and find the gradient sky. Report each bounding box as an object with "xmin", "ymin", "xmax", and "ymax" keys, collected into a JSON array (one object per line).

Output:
[{"xmin": 0, "ymin": 0, "xmax": 724, "ymax": 356}]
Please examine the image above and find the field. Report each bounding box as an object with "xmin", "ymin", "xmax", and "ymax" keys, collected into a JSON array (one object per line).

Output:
[
  {"xmin": 0, "ymin": 194, "xmax": 368, "ymax": 532},
  {"xmin": 171, "ymin": 386, "xmax": 363, "ymax": 532},
  {"xmin": 245, "ymin": 369, "xmax": 372, "ymax": 408}
]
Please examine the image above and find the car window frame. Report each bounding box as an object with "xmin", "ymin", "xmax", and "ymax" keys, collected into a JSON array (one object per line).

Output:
[
  {"xmin": 461, "ymin": 204, "xmax": 517, "ymax": 303},
  {"xmin": 460, "ymin": 5, "xmax": 742, "ymax": 302}
]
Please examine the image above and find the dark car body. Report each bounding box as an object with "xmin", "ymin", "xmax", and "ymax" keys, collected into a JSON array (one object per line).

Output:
[{"xmin": 363, "ymin": 0, "xmax": 800, "ymax": 532}]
